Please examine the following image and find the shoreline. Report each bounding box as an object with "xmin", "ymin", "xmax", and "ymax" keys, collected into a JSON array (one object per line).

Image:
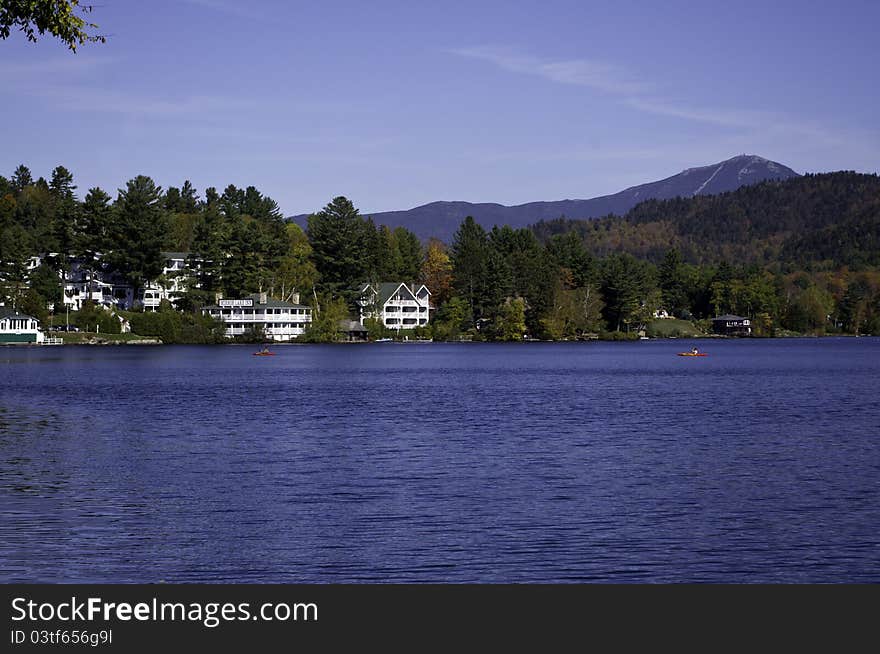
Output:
[{"xmin": 2, "ymin": 334, "xmax": 871, "ymax": 347}]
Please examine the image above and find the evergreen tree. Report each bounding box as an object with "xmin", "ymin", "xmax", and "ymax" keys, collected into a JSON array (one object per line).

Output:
[
  {"xmin": 11, "ymin": 164, "xmax": 33, "ymax": 193},
  {"xmin": 75, "ymin": 187, "xmax": 113, "ymax": 299},
  {"xmin": 187, "ymin": 203, "xmax": 226, "ymax": 299},
  {"xmin": 600, "ymin": 253, "xmax": 651, "ymax": 332},
  {"xmin": 307, "ymin": 196, "xmax": 372, "ymax": 306},
  {"xmin": 164, "ymin": 186, "xmax": 181, "ymax": 212},
  {"xmin": 179, "ymin": 180, "xmax": 199, "ymax": 213},
  {"xmin": 0, "ymin": 224, "xmax": 32, "ymax": 305},
  {"xmin": 220, "ymin": 184, "xmax": 244, "ymax": 219},
  {"xmin": 394, "ymin": 226, "xmax": 422, "ymax": 281},
  {"xmin": 658, "ymin": 248, "xmax": 688, "ymax": 315},
  {"xmin": 450, "ymin": 216, "xmax": 489, "ymax": 324},
  {"xmin": 108, "ymin": 176, "xmax": 167, "ymax": 302},
  {"xmin": 49, "ymin": 165, "xmax": 78, "ymax": 266},
  {"xmin": 546, "ymin": 231, "xmax": 596, "ymax": 288}
]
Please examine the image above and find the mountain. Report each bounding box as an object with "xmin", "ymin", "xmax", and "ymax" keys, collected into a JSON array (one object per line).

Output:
[{"xmin": 290, "ymin": 155, "xmax": 800, "ymax": 242}]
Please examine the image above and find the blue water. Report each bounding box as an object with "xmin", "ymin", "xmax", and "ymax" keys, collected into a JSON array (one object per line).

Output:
[{"xmin": 1, "ymin": 339, "xmax": 879, "ymax": 583}]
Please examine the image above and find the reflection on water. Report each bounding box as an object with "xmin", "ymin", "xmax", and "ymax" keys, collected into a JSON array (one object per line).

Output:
[{"xmin": 1, "ymin": 339, "xmax": 880, "ymax": 582}]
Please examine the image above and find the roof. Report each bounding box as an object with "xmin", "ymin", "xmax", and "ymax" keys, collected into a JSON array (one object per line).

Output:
[
  {"xmin": 363, "ymin": 282, "xmax": 430, "ymax": 306},
  {"xmin": 0, "ymin": 307, "xmax": 39, "ymax": 322},
  {"xmin": 712, "ymin": 314, "xmax": 748, "ymax": 321},
  {"xmin": 204, "ymin": 293, "xmax": 310, "ymax": 310},
  {"xmin": 339, "ymin": 319, "xmax": 367, "ymax": 332},
  {"xmin": 161, "ymin": 251, "xmax": 189, "ymax": 260}
]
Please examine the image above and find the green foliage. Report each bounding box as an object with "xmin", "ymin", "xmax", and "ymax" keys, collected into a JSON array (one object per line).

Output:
[
  {"xmin": 126, "ymin": 307, "xmax": 225, "ymax": 344},
  {"xmin": 784, "ymin": 285, "xmax": 834, "ymax": 334},
  {"xmin": 300, "ymin": 295, "xmax": 349, "ymax": 343},
  {"xmin": 0, "ymin": 223, "xmax": 32, "ymax": 304},
  {"xmin": 492, "ymin": 296, "xmax": 527, "ymax": 341},
  {"xmin": 541, "ymin": 284, "xmax": 604, "ymax": 340},
  {"xmin": 431, "ymin": 296, "xmax": 471, "ymax": 341},
  {"xmin": 274, "ymin": 223, "xmax": 317, "ymax": 300},
  {"xmin": 72, "ymin": 301, "xmax": 122, "ymax": 334},
  {"xmin": 307, "ymin": 197, "xmax": 373, "ymax": 306},
  {"xmin": 0, "ymin": 0, "xmax": 105, "ymax": 50},
  {"xmin": 546, "ymin": 231, "xmax": 596, "ymax": 288},
  {"xmin": 450, "ymin": 216, "xmax": 489, "ymax": 323},
  {"xmin": 838, "ymin": 275, "xmax": 880, "ymax": 335},
  {"xmin": 363, "ymin": 316, "xmax": 393, "ymax": 340},
  {"xmin": 28, "ymin": 262, "xmax": 62, "ymax": 309},
  {"xmin": 107, "ymin": 176, "xmax": 167, "ymax": 297},
  {"xmin": 600, "ymin": 253, "xmax": 653, "ymax": 332},
  {"xmin": 75, "ymin": 187, "xmax": 112, "ymax": 271},
  {"xmin": 532, "ymin": 172, "xmax": 880, "ymax": 270}
]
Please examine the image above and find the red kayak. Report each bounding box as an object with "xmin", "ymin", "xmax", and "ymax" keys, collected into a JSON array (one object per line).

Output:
[
  {"xmin": 677, "ymin": 352, "xmax": 707, "ymax": 357},
  {"xmin": 253, "ymin": 351, "xmax": 275, "ymax": 356}
]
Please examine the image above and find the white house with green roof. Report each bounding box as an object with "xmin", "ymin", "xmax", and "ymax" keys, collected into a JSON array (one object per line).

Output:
[
  {"xmin": 203, "ymin": 292, "xmax": 312, "ymax": 341},
  {"xmin": 0, "ymin": 308, "xmax": 45, "ymax": 344},
  {"xmin": 359, "ymin": 282, "xmax": 431, "ymax": 330}
]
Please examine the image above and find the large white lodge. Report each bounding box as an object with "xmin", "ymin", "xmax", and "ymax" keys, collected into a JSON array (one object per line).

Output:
[{"xmin": 203, "ymin": 293, "xmax": 312, "ymax": 341}]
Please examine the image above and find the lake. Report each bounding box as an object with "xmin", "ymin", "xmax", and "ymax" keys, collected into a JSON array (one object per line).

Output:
[{"xmin": 1, "ymin": 339, "xmax": 879, "ymax": 582}]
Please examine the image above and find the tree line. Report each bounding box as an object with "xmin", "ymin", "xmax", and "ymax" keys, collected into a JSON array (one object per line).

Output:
[{"xmin": 2, "ymin": 164, "xmax": 879, "ymax": 340}]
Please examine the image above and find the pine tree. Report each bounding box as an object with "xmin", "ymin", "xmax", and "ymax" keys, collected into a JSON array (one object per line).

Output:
[
  {"xmin": 307, "ymin": 196, "xmax": 372, "ymax": 306},
  {"xmin": 108, "ymin": 176, "xmax": 167, "ymax": 302}
]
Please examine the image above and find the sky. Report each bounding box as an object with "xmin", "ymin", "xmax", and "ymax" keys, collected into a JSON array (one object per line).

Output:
[{"xmin": 2, "ymin": 0, "xmax": 878, "ymax": 215}]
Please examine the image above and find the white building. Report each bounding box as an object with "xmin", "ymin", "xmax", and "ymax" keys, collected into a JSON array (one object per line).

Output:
[
  {"xmin": 203, "ymin": 292, "xmax": 312, "ymax": 341},
  {"xmin": 61, "ymin": 251, "xmax": 191, "ymax": 311},
  {"xmin": 0, "ymin": 308, "xmax": 45, "ymax": 344},
  {"xmin": 61, "ymin": 259, "xmax": 131, "ymax": 309},
  {"xmin": 359, "ymin": 282, "xmax": 431, "ymax": 330},
  {"xmin": 142, "ymin": 252, "xmax": 190, "ymax": 311}
]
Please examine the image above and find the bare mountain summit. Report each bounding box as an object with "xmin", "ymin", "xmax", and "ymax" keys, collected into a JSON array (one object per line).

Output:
[{"xmin": 292, "ymin": 155, "xmax": 799, "ymax": 242}]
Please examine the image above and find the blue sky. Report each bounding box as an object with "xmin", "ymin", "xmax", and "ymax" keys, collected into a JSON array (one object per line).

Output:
[{"xmin": 2, "ymin": 0, "xmax": 878, "ymax": 215}]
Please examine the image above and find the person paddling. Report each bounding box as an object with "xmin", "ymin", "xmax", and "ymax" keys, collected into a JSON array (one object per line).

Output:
[{"xmin": 692, "ymin": 346, "xmax": 699, "ymax": 355}]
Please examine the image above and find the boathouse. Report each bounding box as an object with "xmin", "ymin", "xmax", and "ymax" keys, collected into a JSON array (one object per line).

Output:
[{"xmin": 0, "ymin": 308, "xmax": 45, "ymax": 344}]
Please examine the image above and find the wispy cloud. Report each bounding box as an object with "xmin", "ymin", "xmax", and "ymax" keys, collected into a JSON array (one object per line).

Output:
[
  {"xmin": 0, "ymin": 56, "xmax": 113, "ymax": 77},
  {"xmin": 450, "ymin": 45, "xmax": 879, "ymax": 159},
  {"xmin": 624, "ymin": 98, "xmax": 769, "ymax": 129},
  {"xmin": 25, "ymin": 84, "xmax": 253, "ymax": 118},
  {"xmin": 450, "ymin": 46, "xmax": 651, "ymax": 95}
]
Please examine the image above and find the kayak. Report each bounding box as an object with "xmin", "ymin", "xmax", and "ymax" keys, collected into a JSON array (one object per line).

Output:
[
  {"xmin": 677, "ymin": 352, "xmax": 707, "ymax": 357},
  {"xmin": 253, "ymin": 351, "xmax": 275, "ymax": 356}
]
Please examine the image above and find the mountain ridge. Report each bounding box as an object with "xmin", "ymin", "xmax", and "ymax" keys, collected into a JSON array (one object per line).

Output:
[{"xmin": 290, "ymin": 154, "xmax": 799, "ymax": 241}]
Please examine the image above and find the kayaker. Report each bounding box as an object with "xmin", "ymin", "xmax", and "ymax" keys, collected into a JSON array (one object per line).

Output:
[{"xmin": 692, "ymin": 346, "xmax": 699, "ymax": 355}]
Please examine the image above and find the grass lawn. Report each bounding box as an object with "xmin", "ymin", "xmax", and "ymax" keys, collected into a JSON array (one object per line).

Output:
[{"xmin": 645, "ymin": 318, "xmax": 704, "ymax": 338}]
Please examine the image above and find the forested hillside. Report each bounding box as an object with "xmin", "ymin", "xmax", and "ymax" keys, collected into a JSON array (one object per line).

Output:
[{"xmin": 531, "ymin": 172, "xmax": 880, "ymax": 269}]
